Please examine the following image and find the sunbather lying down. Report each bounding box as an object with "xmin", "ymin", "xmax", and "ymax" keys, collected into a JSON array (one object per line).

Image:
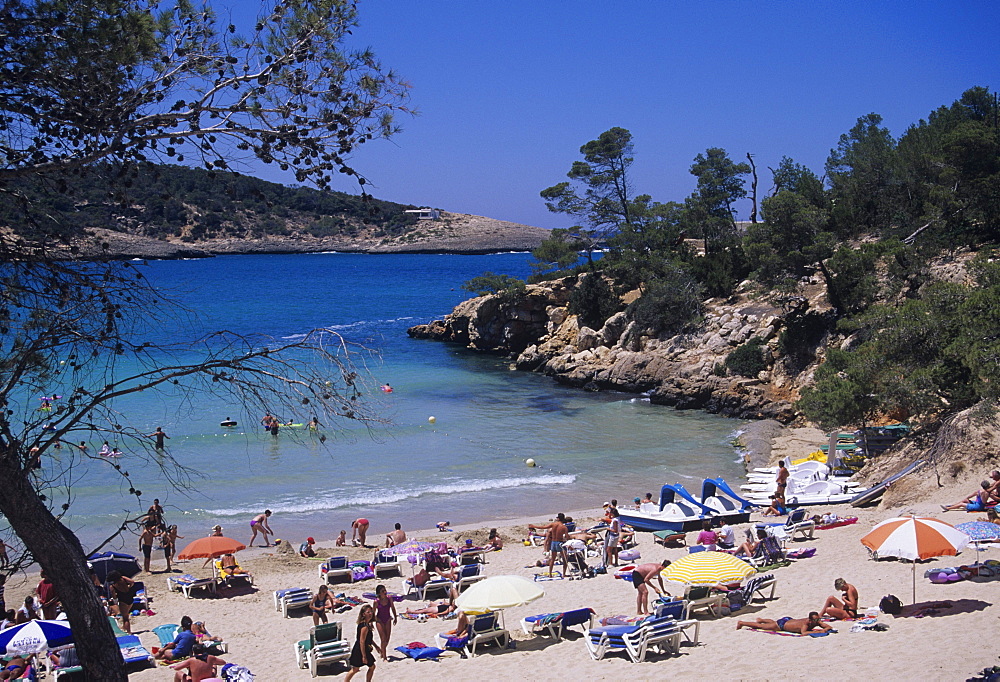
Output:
[
  {"xmin": 404, "ymin": 588, "xmax": 458, "ymax": 618},
  {"xmin": 219, "ymin": 553, "xmax": 252, "ymax": 577},
  {"xmin": 736, "ymin": 612, "xmax": 833, "ymax": 635}
]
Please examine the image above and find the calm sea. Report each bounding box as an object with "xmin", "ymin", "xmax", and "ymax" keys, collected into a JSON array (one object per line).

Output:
[{"xmin": 41, "ymin": 253, "xmax": 745, "ymax": 550}]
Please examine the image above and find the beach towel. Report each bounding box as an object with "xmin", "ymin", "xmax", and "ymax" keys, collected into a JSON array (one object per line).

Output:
[
  {"xmin": 786, "ymin": 547, "xmax": 816, "ymax": 559},
  {"xmin": 221, "ymin": 663, "xmax": 254, "ymax": 682},
  {"xmin": 533, "ymin": 571, "xmax": 563, "ymax": 581},
  {"xmin": 395, "ymin": 644, "xmax": 445, "ymax": 660},
  {"xmin": 816, "ymin": 517, "xmax": 858, "ymax": 530},
  {"xmin": 746, "ymin": 628, "xmax": 834, "ymax": 637},
  {"xmin": 598, "ymin": 615, "xmax": 645, "ymax": 627}
]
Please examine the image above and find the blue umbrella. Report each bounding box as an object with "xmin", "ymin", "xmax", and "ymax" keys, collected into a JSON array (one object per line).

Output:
[
  {"xmin": 0, "ymin": 619, "xmax": 73, "ymax": 655},
  {"xmin": 88, "ymin": 551, "xmax": 141, "ymax": 581},
  {"xmin": 955, "ymin": 521, "xmax": 1000, "ymax": 542}
]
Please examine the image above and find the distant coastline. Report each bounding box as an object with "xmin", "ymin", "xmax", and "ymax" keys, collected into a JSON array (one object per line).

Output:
[{"xmin": 69, "ymin": 211, "xmax": 549, "ymax": 260}]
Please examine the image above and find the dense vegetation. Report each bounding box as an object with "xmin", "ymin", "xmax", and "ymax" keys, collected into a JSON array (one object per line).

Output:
[
  {"xmin": 0, "ymin": 163, "xmax": 421, "ymax": 241},
  {"xmin": 471, "ymin": 87, "xmax": 1000, "ymax": 429}
]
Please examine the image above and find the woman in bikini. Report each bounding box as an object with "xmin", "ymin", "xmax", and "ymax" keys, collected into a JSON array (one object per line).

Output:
[
  {"xmin": 311, "ymin": 584, "xmax": 336, "ymax": 626},
  {"xmin": 372, "ymin": 584, "xmax": 397, "ymax": 661},
  {"xmin": 248, "ymin": 510, "xmax": 272, "ymax": 547}
]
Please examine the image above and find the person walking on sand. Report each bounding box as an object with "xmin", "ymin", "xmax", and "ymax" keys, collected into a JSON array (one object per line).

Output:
[
  {"xmin": 352, "ymin": 518, "xmax": 370, "ymax": 547},
  {"xmin": 373, "ymin": 584, "xmax": 397, "ymax": 661},
  {"xmin": 632, "ymin": 561, "xmax": 672, "ymax": 615},
  {"xmin": 249, "ymin": 510, "xmax": 273, "ymax": 547},
  {"xmin": 345, "ymin": 605, "xmax": 376, "ymax": 682},
  {"xmin": 737, "ymin": 611, "xmax": 833, "ymax": 634},
  {"xmin": 820, "ymin": 577, "xmax": 859, "ymax": 620},
  {"xmin": 148, "ymin": 426, "xmax": 170, "ymax": 450}
]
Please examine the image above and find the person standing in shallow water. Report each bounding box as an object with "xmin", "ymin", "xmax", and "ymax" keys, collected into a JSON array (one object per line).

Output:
[{"xmin": 148, "ymin": 426, "xmax": 170, "ymax": 450}]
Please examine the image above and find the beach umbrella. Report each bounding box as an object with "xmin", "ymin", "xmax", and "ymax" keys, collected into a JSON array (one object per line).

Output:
[
  {"xmin": 660, "ymin": 550, "xmax": 757, "ymax": 585},
  {"xmin": 955, "ymin": 521, "xmax": 1000, "ymax": 542},
  {"xmin": 176, "ymin": 535, "xmax": 247, "ymax": 560},
  {"xmin": 87, "ymin": 551, "xmax": 141, "ymax": 581},
  {"xmin": 454, "ymin": 575, "xmax": 544, "ymax": 613},
  {"xmin": 0, "ymin": 620, "xmax": 73, "ymax": 655},
  {"xmin": 860, "ymin": 515, "xmax": 970, "ymax": 603},
  {"xmin": 382, "ymin": 540, "xmax": 437, "ymax": 557}
]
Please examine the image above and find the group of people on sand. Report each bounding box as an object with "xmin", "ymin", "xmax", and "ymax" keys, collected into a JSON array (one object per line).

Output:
[
  {"xmin": 737, "ymin": 577, "xmax": 858, "ymax": 634},
  {"xmin": 151, "ymin": 615, "xmax": 228, "ymax": 681},
  {"xmin": 138, "ymin": 499, "xmax": 183, "ymax": 573},
  {"xmin": 942, "ymin": 470, "xmax": 1000, "ymax": 512}
]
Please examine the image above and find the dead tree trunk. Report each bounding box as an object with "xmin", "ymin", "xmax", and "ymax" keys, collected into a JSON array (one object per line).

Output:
[
  {"xmin": 0, "ymin": 451, "xmax": 126, "ymax": 681},
  {"xmin": 747, "ymin": 152, "xmax": 759, "ymax": 223}
]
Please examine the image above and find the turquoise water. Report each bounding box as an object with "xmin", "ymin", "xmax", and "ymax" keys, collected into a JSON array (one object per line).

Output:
[{"xmin": 38, "ymin": 253, "xmax": 745, "ymax": 549}]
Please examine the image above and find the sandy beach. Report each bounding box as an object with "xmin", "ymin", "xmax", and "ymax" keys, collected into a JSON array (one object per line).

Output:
[{"xmin": 6, "ymin": 427, "xmax": 1000, "ymax": 681}]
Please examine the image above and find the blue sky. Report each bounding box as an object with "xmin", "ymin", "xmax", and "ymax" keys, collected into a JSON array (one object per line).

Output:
[{"xmin": 252, "ymin": 1, "xmax": 1000, "ymax": 230}]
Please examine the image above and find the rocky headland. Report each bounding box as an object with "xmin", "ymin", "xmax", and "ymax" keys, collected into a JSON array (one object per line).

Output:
[
  {"xmin": 69, "ymin": 212, "xmax": 548, "ymax": 260},
  {"xmin": 408, "ymin": 274, "xmax": 835, "ymax": 423}
]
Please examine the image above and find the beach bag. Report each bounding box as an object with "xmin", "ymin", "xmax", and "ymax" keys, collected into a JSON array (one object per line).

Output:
[{"xmin": 879, "ymin": 594, "xmax": 902, "ymax": 615}]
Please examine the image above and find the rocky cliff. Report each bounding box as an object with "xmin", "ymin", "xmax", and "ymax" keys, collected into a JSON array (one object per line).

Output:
[{"xmin": 408, "ymin": 276, "xmax": 837, "ymax": 422}]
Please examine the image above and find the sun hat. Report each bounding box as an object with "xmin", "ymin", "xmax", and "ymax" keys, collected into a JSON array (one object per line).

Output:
[{"xmin": 307, "ymin": 537, "xmax": 315, "ymax": 544}]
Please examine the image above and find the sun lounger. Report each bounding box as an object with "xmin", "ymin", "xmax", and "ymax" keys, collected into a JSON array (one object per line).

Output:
[
  {"xmin": 653, "ymin": 530, "xmax": 687, "ymax": 547},
  {"xmin": 319, "ymin": 556, "xmax": 353, "ymax": 584},
  {"xmin": 682, "ymin": 584, "xmax": 726, "ymax": 618},
  {"xmin": 741, "ymin": 573, "xmax": 778, "ymax": 603},
  {"xmin": 294, "ymin": 622, "xmax": 350, "ymax": 677},
  {"xmin": 373, "ymin": 551, "xmax": 403, "ymax": 578},
  {"xmin": 274, "ymin": 587, "xmax": 313, "ymax": 618},
  {"xmin": 116, "ymin": 634, "xmax": 155, "ymax": 670},
  {"xmin": 153, "ymin": 623, "xmax": 181, "ymax": 648},
  {"xmin": 402, "ymin": 574, "xmax": 454, "ymax": 600},
  {"xmin": 47, "ymin": 646, "xmax": 81, "ymax": 680},
  {"xmin": 455, "ymin": 563, "xmax": 486, "ymax": 592},
  {"xmin": 585, "ymin": 615, "xmax": 681, "ymax": 662},
  {"xmin": 435, "ymin": 610, "xmax": 509, "ymax": 657},
  {"xmin": 166, "ymin": 574, "xmax": 218, "ymax": 598},
  {"xmin": 214, "ymin": 560, "xmax": 254, "ymax": 588},
  {"xmin": 520, "ymin": 607, "xmax": 595, "ymax": 639}
]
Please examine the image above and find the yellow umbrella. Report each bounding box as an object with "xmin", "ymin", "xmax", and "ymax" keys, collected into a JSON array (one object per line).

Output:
[{"xmin": 660, "ymin": 550, "xmax": 756, "ymax": 585}]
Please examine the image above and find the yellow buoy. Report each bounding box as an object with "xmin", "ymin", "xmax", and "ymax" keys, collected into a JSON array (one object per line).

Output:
[
  {"xmin": 526, "ymin": 458, "xmax": 536, "ymax": 467},
  {"xmin": 428, "ymin": 416, "xmax": 436, "ymax": 424}
]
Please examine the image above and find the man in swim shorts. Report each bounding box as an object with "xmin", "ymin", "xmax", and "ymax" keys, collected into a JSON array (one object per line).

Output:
[
  {"xmin": 352, "ymin": 518, "xmax": 370, "ymax": 547},
  {"xmin": 529, "ymin": 513, "xmax": 569, "ymax": 577},
  {"xmin": 737, "ymin": 611, "xmax": 832, "ymax": 634},
  {"xmin": 139, "ymin": 522, "xmax": 157, "ymax": 572},
  {"xmin": 632, "ymin": 560, "xmax": 671, "ymax": 615}
]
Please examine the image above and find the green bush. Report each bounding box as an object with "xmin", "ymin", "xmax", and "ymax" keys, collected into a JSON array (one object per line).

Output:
[
  {"xmin": 725, "ymin": 337, "xmax": 768, "ymax": 377},
  {"xmin": 569, "ymin": 272, "xmax": 620, "ymax": 329},
  {"xmin": 627, "ymin": 269, "xmax": 703, "ymax": 335}
]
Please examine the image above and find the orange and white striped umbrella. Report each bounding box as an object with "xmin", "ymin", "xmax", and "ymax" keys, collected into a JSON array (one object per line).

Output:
[{"xmin": 861, "ymin": 516, "xmax": 970, "ymax": 561}]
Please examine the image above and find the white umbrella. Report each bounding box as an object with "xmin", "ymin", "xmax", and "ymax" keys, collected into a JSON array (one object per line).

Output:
[{"xmin": 454, "ymin": 575, "xmax": 544, "ymax": 613}]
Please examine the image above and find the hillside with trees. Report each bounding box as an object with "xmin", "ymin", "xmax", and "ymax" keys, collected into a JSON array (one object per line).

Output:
[{"xmin": 443, "ymin": 87, "xmax": 1000, "ymax": 433}]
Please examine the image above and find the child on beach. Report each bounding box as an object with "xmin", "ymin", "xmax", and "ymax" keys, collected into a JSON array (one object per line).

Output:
[
  {"xmin": 336, "ymin": 530, "xmax": 347, "ymax": 547},
  {"xmin": 249, "ymin": 510, "xmax": 273, "ymax": 547}
]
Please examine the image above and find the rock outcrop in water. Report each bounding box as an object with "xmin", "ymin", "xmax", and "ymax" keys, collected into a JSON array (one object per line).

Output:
[{"xmin": 408, "ymin": 276, "xmax": 836, "ymax": 423}]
